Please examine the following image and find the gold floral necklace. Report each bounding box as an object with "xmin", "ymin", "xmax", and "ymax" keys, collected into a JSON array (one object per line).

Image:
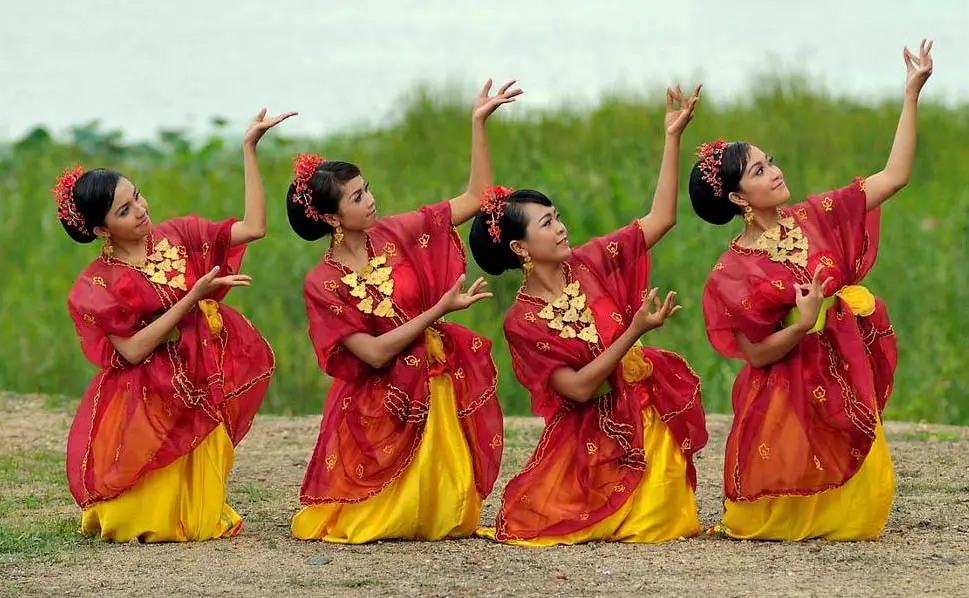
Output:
[
  {"xmin": 340, "ymin": 254, "xmax": 396, "ymax": 318},
  {"xmin": 103, "ymin": 234, "xmax": 188, "ymax": 291},
  {"xmin": 536, "ymin": 280, "xmax": 600, "ymax": 345},
  {"xmin": 140, "ymin": 238, "xmax": 188, "ymax": 290},
  {"xmin": 516, "ymin": 262, "xmax": 599, "ymax": 348},
  {"xmin": 749, "ymin": 211, "xmax": 809, "ymax": 269}
]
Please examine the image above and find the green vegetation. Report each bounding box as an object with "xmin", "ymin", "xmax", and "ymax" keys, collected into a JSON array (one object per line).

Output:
[
  {"xmin": 0, "ymin": 450, "xmax": 95, "ymax": 559},
  {"xmin": 2, "ymin": 78, "xmax": 966, "ymax": 422}
]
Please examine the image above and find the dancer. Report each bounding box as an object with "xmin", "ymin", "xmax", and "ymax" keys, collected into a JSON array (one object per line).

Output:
[
  {"xmin": 470, "ymin": 85, "xmax": 708, "ymax": 545},
  {"xmin": 689, "ymin": 40, "xmax": 933, "ymax": 540},
  {"xmin": 59, "ymin": 109, "xmax": 293, "ymax": 542},
  {"xmin": 288, "ymin": 80, "xmax": 519, "ymax": 543}
]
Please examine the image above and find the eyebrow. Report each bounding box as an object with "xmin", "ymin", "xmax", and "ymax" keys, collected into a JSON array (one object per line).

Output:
[
  {"xmin": 351, "ymin": 181, "xmax": 367, "ymax": 199},
  {"xmin": 747, "ymin": 160, "xmax": 764, "ymax": 175}
]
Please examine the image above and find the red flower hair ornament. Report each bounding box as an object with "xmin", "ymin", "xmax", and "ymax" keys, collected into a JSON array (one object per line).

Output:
[
  {"xmin": 292, "ymin": 153, "xmax": 326, "ymax": 221},
  {"xmin": 52, "ymin": 166, "xmax": 88, "ymax": 235},
  {"xmin": 696, "ymin": 139, "xmax": 728, "ymax": 198},
  {"xmin": 480, "ymin": 185, "xmax": 514, "ymax": 243}
]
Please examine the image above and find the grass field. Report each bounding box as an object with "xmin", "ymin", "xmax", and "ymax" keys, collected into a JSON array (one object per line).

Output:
[{"xmin": 1, "ymin": 78, "xmax": 967, "ymax": 422}]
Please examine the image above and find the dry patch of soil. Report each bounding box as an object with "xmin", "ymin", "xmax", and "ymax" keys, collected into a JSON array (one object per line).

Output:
[{"xmin": 2, "ymin": 394, "xmax": 967, "ymax": 597}]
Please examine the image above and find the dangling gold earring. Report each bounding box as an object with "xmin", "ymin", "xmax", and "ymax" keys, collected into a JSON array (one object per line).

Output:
[
  {"xmin": 521, "ymin": 253, "xmax": 533, "ymax": 278},
  {"xmin": 102, "ymin": 236, "xmax": 114, "ymax": 257},
  {"xmin": 332, "ymin": 225, "xmax": 344, "ymax": 248},
  {"xmin": 743, "ymin": 204, "xmax": 754, "ymax": 224}
]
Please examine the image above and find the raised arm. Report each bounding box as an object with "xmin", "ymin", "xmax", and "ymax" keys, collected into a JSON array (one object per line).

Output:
[
  {"xmin": 449, "ymin": 79, "xmax": 523, "ymax": 226},
  {"xmin": 863, "ymin": 39, "xmax": 933, "ymax": 211},
  {"xmin": 230, "ymin": 108, "xmax": 298, "ymax": 246},
  {"xmin": 639, "ymin": 85, "xmax": 701, "ymax": 249}
]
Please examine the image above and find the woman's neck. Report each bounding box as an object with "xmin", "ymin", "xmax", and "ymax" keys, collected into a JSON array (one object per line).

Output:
[
  {"xmin": 108, "ymin": 235, "xmax": 148, "ymax": 265},
  {"xmin": 329, "ymin": 228, "xmax": 369, "ymax": 270},
  {"xmin": 737, "ymin": 206, "xmax": 781, "ymax": 247},
  {"xmin": 522, "ymin": 260, "xmax": 567, "ymax": 301}
]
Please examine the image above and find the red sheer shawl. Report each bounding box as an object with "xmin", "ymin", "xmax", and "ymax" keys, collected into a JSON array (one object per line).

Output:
[
  {"xmin": 494, "ymin": 222, "xmax": 707, "ymax": 541},
  {"xmin": 299, "ymin": 201, "xmax": 503, "ymax": 504},
  {"xmin": 66, "ymin": 216, "xmax": 274, "ymax": 507},
  {"xmin": 702, "ymin": 179, "xmax": 897, "ymax": 501}
]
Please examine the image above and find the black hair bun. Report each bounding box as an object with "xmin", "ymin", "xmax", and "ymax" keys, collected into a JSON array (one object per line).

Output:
[
  {"xmin": 688, "ymin": 164, "xmax": 739, "ymax": 226},
  {"xmin": 61, "ymin": 221, "xmax": 98, "ymax": 244},
  {"xmin": 468, "ymin": 188, "xmax": 555, "ymax": 276},
  {"xmin": 469, "ymin": 212, "xmax": 518, "ymax": 275},
  {"xmin": 57, "ymin": 168, "xmax": 120, "ymax": 244},
  {"xmin": 286, "ymin": 182, "xmax": 333, "ymax": 241}
]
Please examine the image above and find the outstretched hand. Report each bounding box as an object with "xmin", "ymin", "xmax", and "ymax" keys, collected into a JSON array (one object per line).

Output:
[
  {"xmin": 631, "ymin": 287, "xmax": 682, "ymax": 333},
  {"xmin": 243, "ymin": 108, "xmax": 298, "ymax": 149},
  {"xmin": 665, "ymin": 84, "xmax": 702, "ymax": 137},
  {"xmin": 473, "ymin": 79, "xmax": 523, "ymax": 123},
  {"xmin": 793, "ymin": 265, "xmax": 834, "ymax": 332},
  {"xmin": 904, "ymin": 38, "xmax": 934, "ymax": 96},
  {"xmin": 191, "ymin": 266, "xmax": 252, "ymax": 299},
  {"xmin": 437, "ymin": 275, "xmax": 493, "ymax": 314}
]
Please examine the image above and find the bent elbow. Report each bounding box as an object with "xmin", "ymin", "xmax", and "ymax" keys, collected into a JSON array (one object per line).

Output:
[
  {"xmin": 645, "ymin": 213, "xmax": 676, "ymax": 237},
  {"xmin": 245, "ymin": 225, "xmax": 267, "ymax": 242},
  {"xmin": 746, "ymin": 357, "xmax": 768, "ymax": 369},
  {"xmin": 558, "ymin": 385, "xmax": 595, "ymax": 404},
  {"xmin": 118, "ymin": 348, "xmax": 145, "ymax": 366},
  {"xmin": 745, "ymin": 351, "xmax": 782, "ymax": 369},
  {"xmin": 364, "ymin": 355, "xmax": 390, "ymax": 370},
  {"xmin": 881, "ymin": 169, "xmax": 910, "ymax": 194},
  {"xmin": 365, "ymin": 349, "xmax": 395, "ymax": 370},
  {"xmin": 740, "ymin": 348, "xmax": 768, "ymax": 369},
  {"xmin": 237, "ymin": 223, "xmax": 267, "ymax": 243}
]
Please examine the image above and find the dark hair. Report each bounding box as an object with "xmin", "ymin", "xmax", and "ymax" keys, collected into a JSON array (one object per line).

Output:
[
  {"xmin": 286, "ymin": 161, "xmax": 361, "ymax": 241},
  {"xmin": 469, "ymin": 189, "xmax": 553, "ymax": 276},
  {"xmin": 60, "ymin": 168, "xmax": 123, "ymax": 243},
  {"xmin": 688, "ymin": 141, "xmax": 751, "ymax": 225}
]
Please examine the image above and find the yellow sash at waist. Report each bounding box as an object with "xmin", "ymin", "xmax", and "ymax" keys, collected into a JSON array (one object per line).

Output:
[
  {"xmin": 783, "ymin": 285, "xmax": 876, "ymax": 334},
  {"xmin": 593, "ymin": 341, "xmax": 654, "ymax": 398},
  {"xmin": 198, "ymin": 299, "xmax": 223, "ymax": 335},
  {"xmin": 155, "ymin": 299, "xmax": 223, "ymax": 344}
]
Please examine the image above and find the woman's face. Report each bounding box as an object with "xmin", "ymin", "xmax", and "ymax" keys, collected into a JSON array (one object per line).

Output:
[
  {"xmin": 332, "ymin": 175, "xmax": 378, "ymax": 231},
  {"xmin": 730, "ymin": 145, "xmax": 791, "ymax": 211},
  {"xmin": 99, "ymin": 177, "xmax": 152, "ymax": 243},
  {"xmin": 513, "ymin": 202, "xmax": 571, "ymax": 265}
]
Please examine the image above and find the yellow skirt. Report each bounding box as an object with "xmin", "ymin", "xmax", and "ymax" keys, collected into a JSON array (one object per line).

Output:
[
  {"xmin": 291, "ymin": 374, "xmax": 481, "ymax": 543},
  {"xmin": 80, "ymin": 424, "xmax": 242, "ymax": 543},
  {"xmin": 478, "ymin": 407, "xmax": 701, "ymax": 546},
  {"xmin": 720, "ymin": 422, "xmax": 894, "ymax": 541}
]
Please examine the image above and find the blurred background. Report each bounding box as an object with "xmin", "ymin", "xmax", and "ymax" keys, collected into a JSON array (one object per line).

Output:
[{"xmin": 1, "ymin": 0, "xmax": 967, "ymax": 422}]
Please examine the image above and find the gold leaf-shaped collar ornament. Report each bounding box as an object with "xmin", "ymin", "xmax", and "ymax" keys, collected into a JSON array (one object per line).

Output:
[
  {"xmin": 753, "ymin": 213, "xmax": 809, "ymax": 268},
  {"xmin": 140, "ymin": 238, "xmax": 188, "ymax": 291},
  {"xmin": 342, "ymin": 254, "xmax": 397, "ymax": 318},
  {"xmin": 536, "ymin": 281, "xmax": 599, "ymax": 346}
]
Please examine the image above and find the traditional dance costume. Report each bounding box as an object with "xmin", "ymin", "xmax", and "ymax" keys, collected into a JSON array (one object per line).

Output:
[
  {"xmin": 480, "ymin": 222, "xmax": 707, "ymax": 546},
  {"xmin": 67, "ymin": 216, "xmax": 274, "ymax": 542},
  {"xmin": 292, "ymin": 201, "xmax": 503, "ymax": 543},
  {"xmin": 703, "ymin": 179, "xmax": 897, "ymax": 541}
]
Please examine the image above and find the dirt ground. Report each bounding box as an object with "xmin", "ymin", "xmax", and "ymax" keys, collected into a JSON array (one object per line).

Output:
[{"xmin": 2, "ymin": 394, "xmax": 968, "ymax": 598}]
